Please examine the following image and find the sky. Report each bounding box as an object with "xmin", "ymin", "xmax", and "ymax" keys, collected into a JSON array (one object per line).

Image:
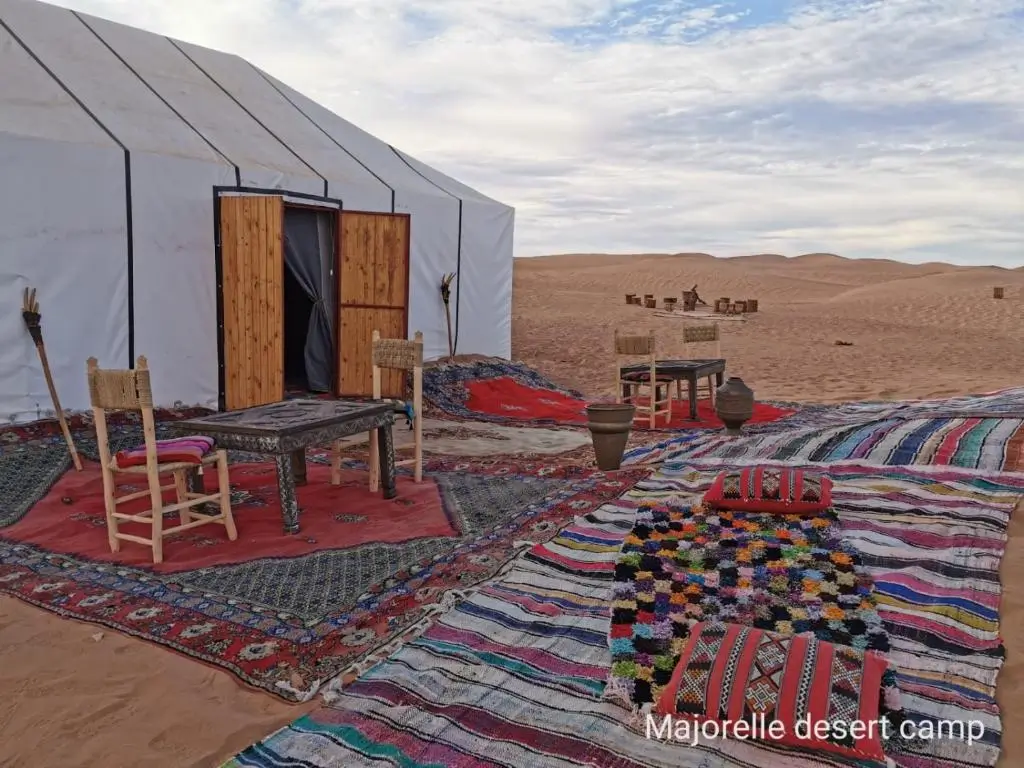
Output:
[{"xmin": 54, "ymin": 0, "xmax": 1024, "ymax": 266}]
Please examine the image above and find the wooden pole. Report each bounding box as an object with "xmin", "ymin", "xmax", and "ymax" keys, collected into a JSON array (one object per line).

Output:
[{"xmin": 21, "ymin": 287, "xmax": 82, "ymax": 470}]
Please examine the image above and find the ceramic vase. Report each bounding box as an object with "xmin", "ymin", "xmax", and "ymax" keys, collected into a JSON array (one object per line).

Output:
[
  {"xmin": 715, "ymin": 377, "xmax": 754, "ymax": 435},
  {"xmin": 586, "ymin": 403, "xmax": 635, "ymax": 470}
]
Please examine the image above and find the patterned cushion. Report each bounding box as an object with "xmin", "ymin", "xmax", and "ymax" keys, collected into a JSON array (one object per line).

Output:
[
  {"xmin": 658, "ymin": 621, "xmax": 894, "ymax": 766},
  {"xmin": 114, "ymin": 435, "xmax": 215, "ymax": 468},
  {"xmin": 704, "ymin": 467, "xmax": 832, "ymax": 514}
]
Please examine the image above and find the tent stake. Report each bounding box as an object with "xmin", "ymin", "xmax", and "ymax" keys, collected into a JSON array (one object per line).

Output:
[{"xmin": 21, "ymin": 287, "xmax": 82, "ymax": 470}]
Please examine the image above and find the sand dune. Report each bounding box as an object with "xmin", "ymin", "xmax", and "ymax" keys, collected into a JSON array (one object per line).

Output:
[{"xmin": 513, "ymin": 252, "xmax": 1024, "ymax": 403}]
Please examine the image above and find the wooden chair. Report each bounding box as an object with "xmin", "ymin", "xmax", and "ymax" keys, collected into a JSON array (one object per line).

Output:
[
  {"xmin": 331, "ymin": 330, "xmax": 423, "ymax": 489},
  {"xmin": 614, "ymin": 329, "xmax": 672, "ymax": 428},
  {"xmin": 679, "ymin": 324, "xmax": 723, "ymax": 405},
  {"xmin": 86, "ymin": 356, "xmax": 237, "ymax": 564}
]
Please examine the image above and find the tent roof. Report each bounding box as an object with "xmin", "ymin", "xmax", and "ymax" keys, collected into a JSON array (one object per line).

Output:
[{"xmin": 0, "ymin": 0, "xmax": 506, "ymax": 207}]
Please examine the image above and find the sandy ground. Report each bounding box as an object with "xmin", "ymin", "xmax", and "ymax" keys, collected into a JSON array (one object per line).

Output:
[{"xmin": 3, "ymin": 253, "xmax": 1024, "ymax": 767}]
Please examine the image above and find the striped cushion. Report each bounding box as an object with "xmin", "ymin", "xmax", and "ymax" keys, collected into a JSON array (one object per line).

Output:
[
  {"xmin": 114, "ymin": 435, "xmax": 215, "ymax": 468},
  {"xmin": 658, "ymin": 621, "xmax": 895, "ymax": 766}
]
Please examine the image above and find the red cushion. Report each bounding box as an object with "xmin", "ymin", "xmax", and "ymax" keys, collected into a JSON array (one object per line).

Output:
[
  {"xmin": 657, "ymin": 622, "xmax": 892, "ymax": 766},
  {"xmin": 704, "ymin": 467, "xmax": 832, "ymax": 514}
]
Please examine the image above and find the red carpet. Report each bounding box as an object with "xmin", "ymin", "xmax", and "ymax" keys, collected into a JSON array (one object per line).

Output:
[
  {"xmin": 463, "ymin": 377, "xmax": 793, "ymax": 429},
  {"xmin": 3, "ymin": 460, "xmax": 456, "ymax": 573}
]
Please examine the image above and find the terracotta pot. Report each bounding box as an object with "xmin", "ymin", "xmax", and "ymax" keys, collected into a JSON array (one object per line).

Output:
[
  {"xmin": 715, "ymin": 377, "xmax": 754, "ymax": 435},
  {"xmin": 586, "ymin": 403, "xmax": 635, "ymax": 470}
]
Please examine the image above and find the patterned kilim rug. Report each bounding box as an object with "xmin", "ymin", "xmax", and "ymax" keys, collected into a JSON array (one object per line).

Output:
[
  {"xmin": 0, "ymin": 441, "xmax": 646, "ymax": 701},
  {"xmin": 626, "ymin": 400, "xmax": 1024, "ymax": 471},
  {"xmin": 226, "ymin": 461, "xmax": 1023, "ymax": 767},
  {"xmin": 422, "ymin": 359, "xmax": 794, "ymax": 431},
  {"xmin": 604, "ymin": 502, "xmax": 891, "ymax": 714}
]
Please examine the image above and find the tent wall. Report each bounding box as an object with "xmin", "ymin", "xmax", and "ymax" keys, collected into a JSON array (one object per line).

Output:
[
  {"xmin": 393, "ymin": 150, "xmax": 515, "ymax": 360},
  {"xmin": 0, "ymin": 134, "xmax": 129, "ymax": 422},
  {"xmin": 131, "ymin": 153, "xmax": 235, "ymax": 410}
]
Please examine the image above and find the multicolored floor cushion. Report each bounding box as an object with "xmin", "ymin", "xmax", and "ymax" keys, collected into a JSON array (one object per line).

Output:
[
  {"xmin": 607, "ymin": 502, "xmax": 889, "ymax": 710},
  {"xmin": 114, "ymin": 435, "xmax": 214, "ymax": 468},
  {"xmin": 663, "ymin": 621, "xmax": 901, "ymax": 766},
  {"xmin": 704, "ymin": 466, "xmax": 832, "ymax": 514}
]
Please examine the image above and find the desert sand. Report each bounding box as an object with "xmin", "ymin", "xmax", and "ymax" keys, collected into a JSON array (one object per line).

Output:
[{"xmin": 2, "ymin": 253, "xmax": 1023, "ymax": 767}]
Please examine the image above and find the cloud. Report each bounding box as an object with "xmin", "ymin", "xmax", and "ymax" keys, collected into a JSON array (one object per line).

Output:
[{"xmin": 51, "ymin": 0, "xmax": 1024, "ymax": 264}]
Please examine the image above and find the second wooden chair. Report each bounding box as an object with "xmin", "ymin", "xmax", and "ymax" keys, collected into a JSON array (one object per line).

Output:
[{"xmin": 330, "ymin": 330, "xmax": 424, "ymax": 488}]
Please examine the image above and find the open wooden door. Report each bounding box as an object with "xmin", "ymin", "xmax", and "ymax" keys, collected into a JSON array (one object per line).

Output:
[
  {"xmin": 219, "ymin": 195, "xmax": 285, "ymax": 410},
  {"xmin": 336, "ymin": 211, "xmax": 411, "ymax": 397}
]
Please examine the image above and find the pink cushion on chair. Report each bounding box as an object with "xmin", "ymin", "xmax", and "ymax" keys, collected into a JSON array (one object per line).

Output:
[{"xmin": 114, "ymin": 435, "xmax": 215, "ymax": 469}]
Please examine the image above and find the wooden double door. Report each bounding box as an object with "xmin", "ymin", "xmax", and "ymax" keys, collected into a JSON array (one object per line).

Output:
[{"xmin": 219, "ymin": 195, "xmax": 410, "ymax": 410}]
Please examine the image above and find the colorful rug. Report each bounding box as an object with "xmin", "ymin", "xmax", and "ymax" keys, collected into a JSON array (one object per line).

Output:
[
  {"xmin": 226, "ymin": 480, "xmax": 893, "ymax": 768},
  {"xmin": 423, "ymin": 359, "xmax": 794, "ymax": 431},
  {"xmin": 0, "ymin": 457, "xmax": 646, "ymax": 700},
  {"xmin": 613, "ymin": 460, "xmax": 1024, "ymax": 767},
  {"xmin": 226, "ymin": 461, "xmax": 1020, "ymax": 767},
  {"xmin": 626, "ymin": 413, "xmax": 1024, "ymax": 472},
  {"xmin": 605, "ymin": 502, "xmax": 889, "ymax": 713}
]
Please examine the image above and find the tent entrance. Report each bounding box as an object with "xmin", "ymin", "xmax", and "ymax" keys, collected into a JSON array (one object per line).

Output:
[{"xmin": 283, "ymin": 206, "xmax": 336, "ymax": 394}]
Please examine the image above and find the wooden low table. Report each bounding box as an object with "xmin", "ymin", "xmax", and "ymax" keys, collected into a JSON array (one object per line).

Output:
[
  {"xmin": 173, "ymin": 399, "xmax": 396, "ymax": 534},
  {"xmin": 619, "ymin": 359, "xmax": 726, "ymax": 421}
]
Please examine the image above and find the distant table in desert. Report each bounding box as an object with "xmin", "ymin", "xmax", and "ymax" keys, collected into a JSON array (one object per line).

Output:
[
  {"xmin": 619, "ymin": 359, "xmax": 726, "ymax": 421},
  {"xmin": 173, "ymin": 399, "xmax": 396, "ymax": 534}
]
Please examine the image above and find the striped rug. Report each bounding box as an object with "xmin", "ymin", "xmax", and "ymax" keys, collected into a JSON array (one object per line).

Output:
[
  {"xmin": 225, "ymin": 460, "xmax": 1024, "ymax": 767},
  {"xmin": 625, "ymin": 415, "xmax": 1024, "ymax": 472}
]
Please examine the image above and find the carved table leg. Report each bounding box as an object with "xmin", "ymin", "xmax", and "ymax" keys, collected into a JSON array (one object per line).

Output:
[
  {"xmin": 377, "ymin": 421, "xmax": 397, "ymax": 500},
  {"xmin": 688, "ymin": 377, "xmax": 699, "ymax": 420},
  {"xmin": 290, "ymin": 448, "xmax": 307, "ymax": 486},
  {"xmin": 275, "ymin": 453, "xmax": 301, "ymax": 534}
]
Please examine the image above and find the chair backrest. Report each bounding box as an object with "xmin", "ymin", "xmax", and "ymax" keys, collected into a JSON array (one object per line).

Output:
[
  {"xmin": 682, "ymin": 323, "xmax": 722, "ymax": 358},
  {"xmin": 682, "ymin": 324, "xmax": 719, "ymax": 344},
  {"xmin": 87, "ymin": 356, "xmax": 154, "ymax": 411},
  {"xmin": 371, "ymin": 330, "xmax": 424, "ymax": 402},
  {"xmin": 86, "ymin": 356, "xmax": 159, "ymax": 469},
  {"xmin": 614, "ymin": 330, "xmax": 656, "ymax": 357}
]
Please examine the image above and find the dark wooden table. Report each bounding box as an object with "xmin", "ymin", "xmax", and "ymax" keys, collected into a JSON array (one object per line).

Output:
[
  {"xmin": 172, "ymin": 399, "xmax": 396, "ymax": 534},
  {"xmin": 619, "ymin": 359, "xmax": 726, "ymax": 420}
]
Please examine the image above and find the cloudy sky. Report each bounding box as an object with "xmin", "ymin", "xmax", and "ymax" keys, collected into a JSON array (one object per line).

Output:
[{"xmin": 58, "ymin": 0, "xmax": 1024, "ymax": 265}]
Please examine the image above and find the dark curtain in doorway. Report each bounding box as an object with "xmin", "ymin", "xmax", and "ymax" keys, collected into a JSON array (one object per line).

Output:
[{"xmin": 283, "ymin": 208, "xmax": 335, "ymax": 392}]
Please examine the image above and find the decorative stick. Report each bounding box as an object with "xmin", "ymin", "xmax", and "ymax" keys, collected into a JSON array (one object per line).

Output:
[
  {"xmin": 21, "ymin": 287, "xmax": 82, "ymax": 470},
  {"xmin": 440, "ymin": 272, "xmax": 456, "ymax": 362}
]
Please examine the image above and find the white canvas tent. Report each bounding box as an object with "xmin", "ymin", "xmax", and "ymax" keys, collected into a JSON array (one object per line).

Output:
[{"xmin": 0, "ymin": 0, "xmax": 514, "ymax": 423}]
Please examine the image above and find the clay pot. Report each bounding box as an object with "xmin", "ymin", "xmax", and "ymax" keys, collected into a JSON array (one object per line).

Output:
[
  {"xmin": 715, "ymin": 377, "xmax": 754, "ymax": 435},
  {"xmin": 586, "ymin": 403, "xmax": 635, "ymax": 470}
]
